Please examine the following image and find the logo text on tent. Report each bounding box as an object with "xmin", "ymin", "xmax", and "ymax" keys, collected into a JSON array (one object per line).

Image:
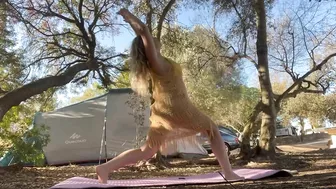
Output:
[
  {"xmin": 65, "ymin": 133, "xmax": 87, "ymax": 144},
  {"xmin": 69, "ymin": 133, "xmax": 81, "ymax": 139}
]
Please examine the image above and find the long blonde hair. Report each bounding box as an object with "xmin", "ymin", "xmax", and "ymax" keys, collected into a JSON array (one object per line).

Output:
[{"xmin": 129, "ymin": 36, "xmax": 151, "ymax": 97}]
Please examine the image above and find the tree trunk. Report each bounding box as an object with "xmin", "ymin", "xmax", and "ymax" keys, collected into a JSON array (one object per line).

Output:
[
  {"xmin": 239, "ymin": 122, "xmax": 253, "ymax": 159},
  {"xmin": 299, "ymin": 117, "xmax": 305, "ymax": 142},
  {"xmin": 143, "ymin": 0, "xmax": 176, "ymax": 168},
  {"xmin": 0, "ymin": 62, "xmax": 89, "ymax": 121},
  {"xmin": 239, "ymin": 101, "xmax": 263, "ymax": 159},
  {"xmin": 254, "ymin": 0, "xmax": 276, "ymax": 158},
  {"xmin": 154, "ymin": 151, "xmax": 170, "ymax": 168}
]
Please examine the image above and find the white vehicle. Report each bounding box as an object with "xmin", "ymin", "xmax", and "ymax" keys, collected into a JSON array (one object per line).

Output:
[{"xmin": 276, "ymin": 126, "xmax": 297, "ymax": 137}]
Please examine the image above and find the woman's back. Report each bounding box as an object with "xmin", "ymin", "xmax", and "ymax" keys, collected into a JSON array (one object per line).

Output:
[{"xmin": 150, "ymin": 57, "xmax": 188, "ymax": 102}]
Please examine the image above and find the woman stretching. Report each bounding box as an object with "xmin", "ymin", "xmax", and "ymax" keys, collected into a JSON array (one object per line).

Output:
[{"xmin": 96, "ymin": 8, "xmax": 244, "ymax": 183}]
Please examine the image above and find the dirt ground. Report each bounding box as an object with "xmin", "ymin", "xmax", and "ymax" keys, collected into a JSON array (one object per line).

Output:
[{"xmin": 0, "ymin": 148, "xmax": 335, "ymax": 189}]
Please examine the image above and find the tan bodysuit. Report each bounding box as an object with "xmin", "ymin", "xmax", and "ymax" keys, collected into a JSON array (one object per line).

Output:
[{"xmin": 146, "ymin": 57, "xmax": 216, "ymax": 149}]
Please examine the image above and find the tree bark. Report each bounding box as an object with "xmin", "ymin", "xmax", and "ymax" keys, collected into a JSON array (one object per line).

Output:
[
  {"xmin": 254, "ymin": 0, "xmax": 276, "ymax": 158},
  {"xmin": 299, "ymin": 117, "xmax": 305, "ymax": 142},
  {"xmin": 145, "ymin": 0, "xmax": 154, "ymax": 33},
  {"xmin": 156, "ymin": 0, "xmax": 176, "ymax": 41},
  {"xmin": 239, "ymin": 100, "xmax": 263, "ymax": 159},
  {"xmin": 0, "ymin": 62, "xmax": 89, "ymax": 121},
  {"xmin": 239, "ymin": 123, "xmax": 255, "ymax": 159}
]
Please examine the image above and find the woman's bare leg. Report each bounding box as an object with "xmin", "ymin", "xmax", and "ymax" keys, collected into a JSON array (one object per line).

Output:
[
  {"xmin": 96, "ymin": 144, "xmax": 158, "ymax": 183},
  {"xmin": 207, "ymin": 127, "xmax": 244, "ymax": 180}
]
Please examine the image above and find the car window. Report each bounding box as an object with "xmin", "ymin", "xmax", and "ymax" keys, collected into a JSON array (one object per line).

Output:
[
  {"xmin": 218, "ymin": 126, "xmax": 237, "ymax": 136},
  {"xmin": 219, "ymin": 131, "xmax": 234, "ymax": 138}
]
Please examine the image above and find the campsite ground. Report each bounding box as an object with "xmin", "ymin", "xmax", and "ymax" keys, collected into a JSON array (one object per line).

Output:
[{"xmin": 1, "ymin": 147, "xmax": 336, "ymax": 189}]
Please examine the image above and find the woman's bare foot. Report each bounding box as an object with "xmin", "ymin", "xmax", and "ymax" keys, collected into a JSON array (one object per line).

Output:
[
  {"xmin": 96, "ymin": 165, "xmax": 109, "ymax": 184},
  {"xmin": 223, "ymin": 171, "xmax": 245, "ymax": 181}
]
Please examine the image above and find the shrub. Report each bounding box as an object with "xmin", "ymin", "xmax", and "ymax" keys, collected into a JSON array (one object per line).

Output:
[{"xmin": 5, "ymin": 125, "xmax": 50, "ymax": 166}]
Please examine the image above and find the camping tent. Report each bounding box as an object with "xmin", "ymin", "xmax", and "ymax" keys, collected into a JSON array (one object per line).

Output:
[
  {"xmin": 0, "ymin": 88, "xmax": 208, "ymax": 166},
  {"xmin": 33, "ymin": 88, "xmax": 152, "ymax": 165}
]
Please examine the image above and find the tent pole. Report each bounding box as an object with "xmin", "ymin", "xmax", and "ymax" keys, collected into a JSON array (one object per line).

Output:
[
  {"xmin": 99, "ymin": 95, "xmax": 108, "ymax": 164},
  {"xmin": 104, "ymin": 117, "xmax": 107, "ymax": 162},
  {"xmin": 98, "ymin": 117, "xmax": 105, "ymax": 164},
  {"xmin": 104, "ymin": 94, "xmax": 108, "ymax": 162}
]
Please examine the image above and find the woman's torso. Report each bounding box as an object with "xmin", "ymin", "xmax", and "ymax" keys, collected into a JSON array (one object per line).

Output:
[{"xmin": 150, "ymin": 58, "xmax": 188, "ymax": 104}]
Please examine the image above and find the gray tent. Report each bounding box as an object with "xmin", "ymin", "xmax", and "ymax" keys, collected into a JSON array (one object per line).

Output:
[{"xmin": 34, "ymin": 88, "xmax": 150, "ymax": 165}]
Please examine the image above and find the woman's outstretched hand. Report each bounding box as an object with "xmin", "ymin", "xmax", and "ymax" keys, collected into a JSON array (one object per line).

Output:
[
  {"xmin": 117, "ymin": 8, "xmax": 146, "ymax": 35},
  {"xmin": 117, "ymin": 8, "xmax": 132, "ymax": 23}
]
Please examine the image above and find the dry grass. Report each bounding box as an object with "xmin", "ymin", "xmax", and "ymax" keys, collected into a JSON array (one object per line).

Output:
[{"xmin": 0, "ymin": 149, "xmax": 336, "ymax": 189}]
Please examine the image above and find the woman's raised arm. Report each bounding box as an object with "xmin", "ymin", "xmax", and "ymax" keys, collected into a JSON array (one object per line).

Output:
[{"xmin": 118, "ymin": 9, "xmax": 169, "ymax": 75}]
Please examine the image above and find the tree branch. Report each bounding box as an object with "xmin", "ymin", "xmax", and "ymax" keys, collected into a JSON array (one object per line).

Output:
[
  {"xmin": 48, "ymin": 40, "xmax": 86, "ymax": 58},
  {"xmin": 296, "ymin": 11, "xmax": 316, "ymax": 66},
  {"xmin": 42, "ymin": 1, "xmax": 77, "ymax": 24},
  {"xmin": 156, "ymin": 0, "xmax": 176, "ymax": 41},
  {"xmin": 57, "ymin": 0, "xmax": 92, "ymax": 52},
  {"xmin": 78, "ymin": 0, "xmax": 85, "ymax": 25},
  {"xmin": 239, "ymin": 54, "xmax": 258, "ymax": 67},
  {"xmin": 229, "ymin": 0, "xmax": 248, "ymax": 54},
  {"xmin": 98, "ymin": 53, "xmax": 128, "ymax": 62},
  {"xmin": 276, "ymin": 52, "xmax": 336, "ymax": 104},
  {"xmin": 145, "ymin": 0, "xmax": 154, "ymax": 33},
  {"xmin": 0, "ymin": 62, "xmax": 90, "ymax": 121},
  {"xmin": 72, "ymin": 70, "xmax": 91, "ymax": 83},
  {"xmin": 0, "ymin": 87, "xmax": 8, "ymax": 95},
  {"xmin": 285, "ymin": 87, "xmax": 325, "ymax": 99}
]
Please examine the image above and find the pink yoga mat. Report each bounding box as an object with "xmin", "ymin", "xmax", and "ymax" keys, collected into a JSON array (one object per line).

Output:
[{"xmin": 51, "ymin": 168, "xmax": 292, "ymax": 189}]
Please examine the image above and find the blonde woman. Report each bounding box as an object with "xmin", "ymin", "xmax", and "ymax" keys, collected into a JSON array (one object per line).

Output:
[{"xmin": 96, "ymin": 8, "xmax": 244, "ymax": 183}]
